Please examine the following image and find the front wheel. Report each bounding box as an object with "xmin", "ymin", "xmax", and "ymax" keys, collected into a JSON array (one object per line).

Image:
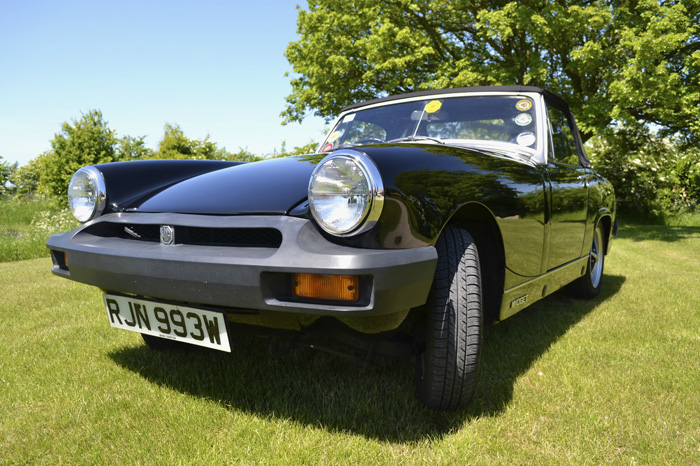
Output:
[
  {"xmin": 567, "ymin": 222, "xmax": 605, "ymax": 299},
  {"xmin": 416, "ymin": 227, "xmax": 483, "ymax": 411}
]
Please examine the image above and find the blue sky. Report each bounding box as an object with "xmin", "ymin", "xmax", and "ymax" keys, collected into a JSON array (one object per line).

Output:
[{"xmin": 0, "ymin": 0, "xmax": 327, "ymax": 167}]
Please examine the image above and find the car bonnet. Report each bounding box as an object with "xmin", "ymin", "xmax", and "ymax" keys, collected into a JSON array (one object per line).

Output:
[{"xmin": 134, "ymin": 155, "xmax": 323, "ymax": 215}]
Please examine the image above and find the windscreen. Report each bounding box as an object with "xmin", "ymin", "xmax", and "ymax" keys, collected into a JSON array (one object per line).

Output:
[{"xmin": 320, "ymin": 95, "xmax": 538, "ymax": 153}]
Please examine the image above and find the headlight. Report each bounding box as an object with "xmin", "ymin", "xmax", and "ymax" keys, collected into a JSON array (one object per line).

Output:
[
  {"xmin": 308, "ymin": 150, "xmax": 384, "ymax": 236},
  {"xmin": 68, "ymin": 166, "xmax": 106, "ymax": 223}
]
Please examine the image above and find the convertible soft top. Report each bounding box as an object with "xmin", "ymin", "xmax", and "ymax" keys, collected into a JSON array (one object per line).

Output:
[{"xmin": 341, "ymin": 85, "xmax": 571, "ymax": 113}]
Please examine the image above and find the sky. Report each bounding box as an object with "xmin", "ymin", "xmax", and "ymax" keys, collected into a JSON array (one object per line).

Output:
[{"xmin": 0, "ymin": 0, "xmax": 328, "ymax": 167}]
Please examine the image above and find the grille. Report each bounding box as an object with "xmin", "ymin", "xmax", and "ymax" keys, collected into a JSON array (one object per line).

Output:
[
  {"xmin": 120, "ymin": 224, "xmax": 160, "ymax": 242},
  {"xmin": 177, "ymin": 226, "xmax": 282, "ymax": 248},
  {"xmin": 87, "ymin": 223, "xmax": 282, "ymax": 248}
]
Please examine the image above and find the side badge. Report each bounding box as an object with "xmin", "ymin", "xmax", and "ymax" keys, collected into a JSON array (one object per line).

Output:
[
  {"xmin": 160, "ymin": 225, "xmax": 175, "ymax": 245},
  {"xmin": 510, "ymin": 294, "xmax": 528, "ymax": 309}
]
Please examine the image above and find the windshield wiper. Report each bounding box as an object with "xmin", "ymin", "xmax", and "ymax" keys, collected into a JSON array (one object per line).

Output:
[{"xmin": 388, "ymin": 136, "xmax": 445, "ymax": 144}]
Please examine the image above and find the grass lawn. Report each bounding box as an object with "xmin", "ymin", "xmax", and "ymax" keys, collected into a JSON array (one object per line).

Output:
[{"xmin": 1, "ymin": 224, "xmax": 699, "ymax": 465}]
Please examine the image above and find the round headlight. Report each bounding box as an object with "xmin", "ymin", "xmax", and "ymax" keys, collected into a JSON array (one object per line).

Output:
[
  {"xmin": 68, "ymin": 166, "xmax": 106, "ymax": 223},
  {"xmin": 308, "ymin": 150, "xmax": 384, "ymax": 236}
]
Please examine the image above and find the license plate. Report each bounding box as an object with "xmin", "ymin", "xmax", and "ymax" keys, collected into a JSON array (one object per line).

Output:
[{"xmin": 103, "ymin": 294, "xmax": 231, "ymax": 352}]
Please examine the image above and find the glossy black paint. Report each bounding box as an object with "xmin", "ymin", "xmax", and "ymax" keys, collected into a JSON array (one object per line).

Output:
[
  {"xmin": 97, "ymin": 159, "xmax": 240, "ymax": 212},
  {"xmin": 52, "ymin": 86, "xmax": 617, "ymax": 338},
  {"xmin": 136, "ymin": 155, "xmax": 323, "ymax": 215},
  {"xmin": 91, "ymin": 140, "xmax": 614, "ymax": 289},
  {"xmin": 359, "ymin": 144, "xmax": 549, "ymax": 279}
]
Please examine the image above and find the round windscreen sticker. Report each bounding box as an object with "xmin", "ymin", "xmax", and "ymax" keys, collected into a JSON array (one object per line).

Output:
[
  {"xmin": 514, "ymin": 113, "xmax": 533, "ymax": 126},
  {"xmin": 516, "ymin": 99, "xmax": 532, "ymax": 111},
  {"xmin": 425, "ymin": 100, "xmax": 442, "ymax": 114},
  {"xmin": 516, "ymin": 132, "xmax": 536, "ymax": 146}
]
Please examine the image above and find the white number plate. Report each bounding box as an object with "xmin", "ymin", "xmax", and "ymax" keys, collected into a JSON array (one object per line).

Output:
[{"xmin": 103, "ymin": 294, "xmax": 231, "ymax": 352}]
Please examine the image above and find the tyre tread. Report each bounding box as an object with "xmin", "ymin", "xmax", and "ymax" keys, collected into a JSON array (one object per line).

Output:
[{"xmin": 417, "ymin": 227, "xmax": 483, "ymax": 410}]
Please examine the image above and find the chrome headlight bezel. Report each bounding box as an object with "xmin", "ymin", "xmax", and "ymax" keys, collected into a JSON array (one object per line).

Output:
[
  {"xmin": 68, "ymin": 166, "xmax": 107, "ymax": 223},
  {"xmin": 308, "ymin": 150, "xmax": 384, "ymax": 237}
]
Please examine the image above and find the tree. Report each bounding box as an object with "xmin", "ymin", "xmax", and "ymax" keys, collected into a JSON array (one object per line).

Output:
[
  {"xmin": 0, "ymin": 156, "xmax": 17, "ymax": 197},
  {"xmin": 118, "ymin": 135, "xmax": 153, "ymax": 160},
  {"xmin": 225, "ymin": 147, "xmax": 264, "ymax": 162},
  {"xmin": 588, "ymin": 126, "xmax": 700, "ymax": 217},
  {"xmin": 268, "ymin": 140, "xmax": 320, "ymax": 159},
  {"xmin": 9, "ymin": 154, "xmax": 47, "ymax": 197},
  {"xmin": 43, "ymin": 110, "xmax": 120, "ymax": 199},
  {"xmin": 284, "ymin": 0, "xmax": 700, "ymax": 143},
  {"xmin": 153, "ymin": 124, "xmax": 197, "ymax": 159},
  {"xmin": 151, "ymin": 124, "xmax": 231, "ymax": 160}
]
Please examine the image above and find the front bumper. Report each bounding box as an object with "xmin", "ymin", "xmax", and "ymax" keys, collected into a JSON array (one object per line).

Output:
[{"xmin": 47, "ymin": 213, "xmax": 437, "ymax": 317}]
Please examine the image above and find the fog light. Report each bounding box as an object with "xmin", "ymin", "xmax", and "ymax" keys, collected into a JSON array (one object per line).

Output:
[{"xmin": 293, "ymin": 273, "xmax": 359, "ymax": 302}]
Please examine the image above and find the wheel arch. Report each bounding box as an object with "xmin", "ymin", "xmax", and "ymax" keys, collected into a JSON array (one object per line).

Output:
[
  {"xmin": 595, "ymin": 212, "xmax": 613, "ymax": 255},
  {"xmin": 444, "ymin": 202, "xmax": 505, "ymax": 323}
]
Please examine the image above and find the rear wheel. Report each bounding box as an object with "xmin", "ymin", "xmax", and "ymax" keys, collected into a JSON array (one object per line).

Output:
[
  {"xmin": 567, "ymin": 222, "xmax": 605, "ymax": 299},
  {"xmin": 416, "ymin": 227, "xmax": 483, "ymax": 411},
  {"xmin": 141, "ymin": 333, "xmax": 189, "ymax": 351}
]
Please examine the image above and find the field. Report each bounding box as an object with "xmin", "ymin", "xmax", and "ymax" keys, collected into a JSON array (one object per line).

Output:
[
  {"xmin": 1, "ymin": 199, "xmax": 699, "ymax": 464},
  {"xmin": 0, "ymin": 197, "xmax": 78, "ymax": 262}
]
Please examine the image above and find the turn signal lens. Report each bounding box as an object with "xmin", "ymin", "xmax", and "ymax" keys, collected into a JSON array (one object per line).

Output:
[{"xmin": 293, "ymin": 273, "xmax": 359, "ymax": 302}]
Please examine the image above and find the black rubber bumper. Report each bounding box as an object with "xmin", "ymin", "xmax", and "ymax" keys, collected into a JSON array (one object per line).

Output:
[{"xmin": 47, "ymin": 213, "xmax": 437, "ymax": 316}]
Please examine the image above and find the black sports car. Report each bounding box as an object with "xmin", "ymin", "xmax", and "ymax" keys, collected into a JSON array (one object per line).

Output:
[{"xmin": 47, "ymin": 86, "xmax": 617, "ymax": 410}]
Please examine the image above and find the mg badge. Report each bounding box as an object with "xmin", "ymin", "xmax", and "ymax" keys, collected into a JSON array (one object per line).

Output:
[{"xmin": 160, "ymin": 225, "xmax": 175, "ymax": 245}]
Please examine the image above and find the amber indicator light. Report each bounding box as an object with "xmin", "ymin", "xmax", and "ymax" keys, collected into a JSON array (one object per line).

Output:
[{"xmin": 292, "ymin": 273, "xmax": 359, "ymax": 303}]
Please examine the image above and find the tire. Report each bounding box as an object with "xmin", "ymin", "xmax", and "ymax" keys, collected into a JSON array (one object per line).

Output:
[
  {"xmin": 567, "ymin": 222, "xmax": 605, "ymax": 299},
  {"xmin": 416, "ymin": 227, "xmax": 483, "ymax": 411},
  {"xmin": 141, "ymin": 333, "xmax": 189, "ymax": 351}
]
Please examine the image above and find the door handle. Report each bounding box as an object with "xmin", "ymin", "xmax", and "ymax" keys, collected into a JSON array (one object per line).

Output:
[{"xmin": 577, "ymin": 174, "xmax": 592, "ymax": 188}]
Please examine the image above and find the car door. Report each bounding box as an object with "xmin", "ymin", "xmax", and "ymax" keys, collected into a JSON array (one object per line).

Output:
[{"xmin": 545, "ymin": 104, "xmax": 591, "ymax": 271}]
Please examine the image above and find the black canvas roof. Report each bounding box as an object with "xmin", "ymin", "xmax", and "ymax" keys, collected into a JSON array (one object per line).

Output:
[{"xmin": 341, "ymin": 86, "xmax": 569, "ymax": 113}]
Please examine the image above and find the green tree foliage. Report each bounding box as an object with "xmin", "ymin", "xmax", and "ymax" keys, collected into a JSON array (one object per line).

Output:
[
  {"xmin": 151, "ymin": 124, "xmax": 233, "ymax": 160},
  {"xmin": 9, "ymin": 154, "xmax": 47, "ymax": 197},
  {"xmin": 118, "ymin": 135, "xmax": 153, "ymax": 160},
  {"xmin": 225, "ymin": 147, "xmax": 264, "ymax": 162},
  {"xmin": 42, "ymin": 110, "xmax": 120, "ymax": 200},
  {"xmin": 588, "ymin": 127, "xmax": 700, "ymax": 218},
  {"xmin": 268, "ymin": 141, "xmax": 320, "ymax": 159},
  {"xmin": 0, "ymin": 156, "xmax": 18, "ymax": 197},
  {"xmin": 153, "ymin": 124, "xmax": 197, "ymax": 159},
  {"xmin": 284, "ymin": 0, "xmax": 700, "ymax": 143}
]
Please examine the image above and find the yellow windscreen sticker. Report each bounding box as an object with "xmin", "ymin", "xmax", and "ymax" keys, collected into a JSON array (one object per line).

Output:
[
  {"xmin": 425, "ymin": 100, "xmax": 442, "ymax": 114},
  {"xmin": 327, "ymin": 131, "xmax": 342, "ymax": 143},
  {"xmin": 516, "ymin": 99, "xmax": 532, "ymax": 111}
]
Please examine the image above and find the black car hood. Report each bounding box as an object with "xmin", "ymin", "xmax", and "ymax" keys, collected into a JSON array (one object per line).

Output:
[{"xmin": 135, "ymin": 155, "xmax": 323, "ymax": 215}]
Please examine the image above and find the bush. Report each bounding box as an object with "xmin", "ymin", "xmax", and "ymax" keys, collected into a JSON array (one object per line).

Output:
[
  {"xmin": 43, "ymin": 110, "xmax": 120, "ymax": 202},
  {"xmin": 0, "ymin": 196, "xmax": 78, "ymax": 262},
  {"xmin": 588, "ymin": 127, "xmax": 700, "ymax": 220},
  {"xmin": 0, "ymin": 156, "xmax": 17, "ymax": 197}
]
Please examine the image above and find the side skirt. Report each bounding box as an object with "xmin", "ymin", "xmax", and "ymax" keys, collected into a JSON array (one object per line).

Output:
[{"xmin": 499, "ymin": 256, "xmax": 589, "ymax": 321}]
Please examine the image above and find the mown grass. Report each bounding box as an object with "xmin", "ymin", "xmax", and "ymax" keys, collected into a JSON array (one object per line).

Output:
[
  {"xmin": 1, "ymin": 224, "xmax": 699, "ymax": 464},
  {"xmin": 0, "ymin": 197, "xmax": 78, "ymax": 262}
]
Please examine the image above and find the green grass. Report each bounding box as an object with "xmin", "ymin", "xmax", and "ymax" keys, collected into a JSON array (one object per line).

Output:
[
  {"xmin": 1, "ymin": 225, "xmax": 699, "ymax": 465},
  {"xmin": 0, "ymin": 197, "xmax": 78, "ymax": 262}
]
